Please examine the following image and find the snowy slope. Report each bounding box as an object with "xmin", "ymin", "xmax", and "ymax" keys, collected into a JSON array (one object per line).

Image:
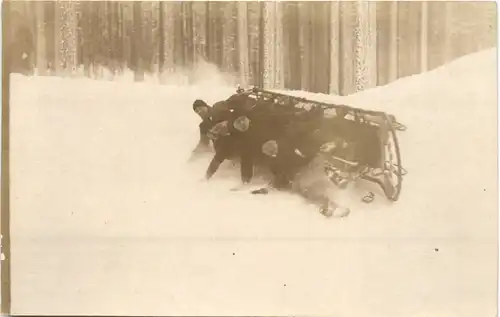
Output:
[{"xmin": 10, "ymin": 48, "xmax": 497, "ymax": 316}]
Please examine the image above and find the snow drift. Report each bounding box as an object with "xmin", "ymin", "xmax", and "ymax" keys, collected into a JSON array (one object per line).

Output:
[{"xmin": 9, "ymin": 48, "xmax": 497, "ymax": 316}]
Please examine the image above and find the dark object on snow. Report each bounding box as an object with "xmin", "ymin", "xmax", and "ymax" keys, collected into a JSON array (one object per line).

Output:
[
  {"xmin": 251, "ymin": 187, "xmax": 269, "ymax": 195},
  {"xmin": 362, "ymin": 192, "xmax": 375, "ymax": 203}
]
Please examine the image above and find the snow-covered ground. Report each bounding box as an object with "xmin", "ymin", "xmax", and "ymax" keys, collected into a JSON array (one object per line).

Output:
[{"xmin": 9, "ymin": 48, "xmax": 497, "ymax": 316}]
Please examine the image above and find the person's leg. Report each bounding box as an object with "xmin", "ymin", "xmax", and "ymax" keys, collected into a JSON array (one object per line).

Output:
[
  {"xmin": 291, "ymin": 156, "xmax": 350, "ymax": 217},
  {"xmin": 240, "ymin": 150, "xmax": 254, "ymax": 184},
  {"xmin": 206, "ymin": 138, "xmax": 230, "ymax": 179}
]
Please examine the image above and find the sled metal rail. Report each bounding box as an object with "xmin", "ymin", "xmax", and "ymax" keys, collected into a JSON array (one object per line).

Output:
[{"xmin": 243, "ymin": 87, "xmax": 396, "ymax": 119}]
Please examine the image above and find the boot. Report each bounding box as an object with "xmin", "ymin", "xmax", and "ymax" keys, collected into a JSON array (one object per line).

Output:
[{"xmin": 319, "ymin": 201, "xmax": 350, "ymax": 218}]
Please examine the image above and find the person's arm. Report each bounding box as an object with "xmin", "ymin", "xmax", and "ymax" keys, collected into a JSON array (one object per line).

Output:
[
  {"xmin": 205, "ymin": 152, "xmax": 226, "ymax": 180},
  {"xmin": 191, "ymin": 124, "xmax": 211, "ymax": 156},
  {"xmin": 198, "ymin": 128, "xmax": 210, "ymax": 146}
]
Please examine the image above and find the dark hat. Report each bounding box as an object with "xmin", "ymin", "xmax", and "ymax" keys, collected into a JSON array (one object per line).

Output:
[{"xmin": 193, "ymin": 99, "xmax": 209, "ymax": 110}]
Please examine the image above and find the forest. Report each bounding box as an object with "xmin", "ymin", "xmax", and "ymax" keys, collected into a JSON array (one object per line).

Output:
[{"xmin": 7, "ymin": 1, "xmax": 497, "ymax": 95}]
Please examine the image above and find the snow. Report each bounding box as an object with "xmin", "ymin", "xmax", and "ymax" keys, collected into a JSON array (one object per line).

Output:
[{"xmin": 9, "ymin": 48, "xmax": 498, "ymax": 316}]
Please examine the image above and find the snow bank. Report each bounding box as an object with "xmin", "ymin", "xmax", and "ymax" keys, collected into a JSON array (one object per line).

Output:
[{"xmin": 9, "ymin": 48, "xmax": 497, "ymax": 316}]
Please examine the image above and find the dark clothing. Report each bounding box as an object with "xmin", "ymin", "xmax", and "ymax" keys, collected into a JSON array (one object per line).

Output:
[
  {"xmin": 318, "ymin": 117, "xmax": 383, "ymax": 168},
  {"xmin": 201, "ymin": 96, "xmax": 325, "ymax": 185},
  {"xmin": 205, "ymin": 118, "xmax": 254, "ymax": 183},
  {"xmin": 192, "ymin": 98, "xmax": 239, "ymax": 155},
  {"xmin": 204, "ymin": 99, "xmax": 254, "ymax": 182},
  {"xmin": 268, "ymin": 111, "xmax": 326, "ymax": 189},
  {"xmin": 204, "ymin": 95, "xmax": 290, "ymax": 183},
  {"xmin": 198, "ymin": 119, "xmax": 213, "ymax": 146}
]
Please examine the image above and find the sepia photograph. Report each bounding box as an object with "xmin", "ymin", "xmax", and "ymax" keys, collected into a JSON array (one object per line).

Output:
[{"xmin": 2, "ymin": 0, "xmax": 498, "ymax": 316}]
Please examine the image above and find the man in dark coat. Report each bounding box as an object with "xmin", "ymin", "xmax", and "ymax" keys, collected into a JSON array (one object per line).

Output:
[
  {"xmin": 191, "ymin": 99, "xmax": 214, "ymax": 154},
  {"xmin": 191, "ymin": 98, "xmax": 239, "ymax": 155},
  {"xmin": 200, "ymin": 94, "xmax": 292, "ymax": 184},
  {"xmin": 191, "ymin": 96, "xmax": 255, "ymax": 183}
]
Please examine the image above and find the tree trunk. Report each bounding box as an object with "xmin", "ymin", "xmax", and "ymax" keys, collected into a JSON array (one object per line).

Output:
[
  {"xmin": 150, "ymin": 2, "xmax": 160, "ymax": 76},
  {"xmin": 259, "ymin": 3, "xmax": 267, "ymax": 87},
  {"xmin": 55, "ymin": 0, "xmax": 78, "ymax": 76},
  {"xmin": 311, "ymin": 2, "xmax": 330, "ymax": 93},
  {"xmin": 107, "ymin": 1, "xmax": 115, "ymax": 74},
  {"xmin": 247, "ymin": 2, "xmax": 261, "ymax": 86},
  {"xmin": 298, "ymin": 2, "xmax": 311, "ymax": 91},
  {"xmin": 376, "ymin": 1, "xmax": 390, "ymax": 86},
  {"xmin": 274, "ymin": 2, "xmax": 284, "ymax": 90},
  {"xmin": 192, "ymin": 2, "xmax": 208, "ymax": 62},
  {"xmin": 282, "ymin": 3, "xmax": 301, "ymax": 90},
  {"xmin": 81, "ymin": 1, "xmax": 91, "ymax": 77},
  {"xmin": 183, "ymin": 2, "xmax": 194, "ymax": 69},
  {"xmin": 329, "ymin": 1, "xmax": 340, "ymax": 94},
  {"xmin": 221, "ymin": 2, "xmax": 237, "ymax": 75},
  {"xmin": 212, "ymin": 3, "xmax": 224, "ymax": 69},
  {"xmin": 237, "ymin": 1, "xmax": 250, "ymax": 87},
  {"xmin": 162, "ymin": 2, "xmax": 175, "ymax": 77},
  {"xmin": 158, "ymin": 1, "xmax": 165, "ymax": 75},
  {"xmin": 388, "ymin": 0, "xmax": 398, "ymax": 83},
  {"xmin": 36, "ymin": 1, "xmax": 46, "ymax": 75},
  {"xmin": 262, "ymin": 2, "xmax": 275, "ymax": 89},
  {"xmin": 339, "ymin": 1, "xmax": 356, "ymax": 95},
  {"xmin": 427, "ymin": 1, "xmax": 449, "ymax": 71},
  {"xmin": 132, "ymin": 1, "xmax": 143, "ymax": 81},
  {"xmin": 141, "ymin": 1, "xmax": 154, "ymax": 74},
  {"xmin": 355, "ymin": 0, "xmax": 377, "ymax": 92},
  {"xmin": 397, "ymin": 1, "xmax": 421, "ymax": 78},
  {"xmin": 420, "ymin": 1, "xmax": 428, "ymax": 73},
  {"xmin": 173, "ymin": 2, "xmax": 185, "ymax": 71}
]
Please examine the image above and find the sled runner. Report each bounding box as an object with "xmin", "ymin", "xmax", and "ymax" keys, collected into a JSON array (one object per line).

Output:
[{"xmin": 234, "ymin": 86, "xmax": 407, "ymax": 202}]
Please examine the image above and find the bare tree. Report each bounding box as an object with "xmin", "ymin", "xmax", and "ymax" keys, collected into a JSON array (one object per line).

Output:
[
  {"xmin": 419, "ymin": 1, "xmax": 429, "ymax": 72},
  {"xmin": 281, "ymin": 3, "xmax": 301, "ymax": 90},
  {"xmin": 206, "ymin": 2, "xmax": 223, "ymax": 68},
  {"xmin": 10, "ymin": 1, "xmax": 496, "ymax": 93},
  {"xmin": 158, "ymin": 1, "xmax": 165, "ymax": 76},
  {"xmin": 311, "ymin": 2, "xmax": 330, "ymax": 93},
  {"xmin": 141, "ymin": 1, "xmax": 154, "ymax": 74},
  {"xmin": 261, "ymin": 1, "xmax": 276, "ymax": 89},
  {"xmin": 172, "ymin": 2, "xmax": 185, "ymax": 71},
  {"xmin": 397, "ymin": 1, "xmax": 422, "ymax": 78},
  {"xmin": 35, "ymin": 1, "xmax": 46, "ymax": 75},
  {"xmin": 247, "ymin": 2, "xmax": 261, "ymax": 86},
  {"xmin": 355, "ymin": 1, "xmax": 377, "ymax": 92},
  {"xmin": 192, "ymin": 2, "xmax": 208, "ymax": 62},
  {"xmin": 132, "ymin": 1, "xmax": 143, "ymax": 81},
  {"xmin": 182, "ymin": 2, "xmax": 195, "ymax": 69},
  {"xmin": 339, "ymin": 1, "xmax": 356, "ymax": 95},
  {"xmin": 157, "ymin": 1, "xmax": 175, "ymax": 80},
  {"xmin": 274, "ymin": 2, "xmax": 285, "ymax": 90},
  {"xmin": 329, "ymin": 1, "xmax": 340, "ymax": 94},
  {"xmin": 427, "ymin": 1, "xmax": 450, "ymax": 71},
  {"xmin": 237, "ymin": 1, "xmax": 250, "ymax": 87},
  {"xmin": 221, "ymin": 2, "xmax": 238, "ymax": 75},
  {"xmin": 298, "ymin": 2, "xmax": 311, "ymax": 91},
  {"xmin": 388, "ymin": 0, "xmax": 398, "ymax": 83},
  {"xmin": 55, "ymin": 0, "xmax": 78, "ymax": 76}
]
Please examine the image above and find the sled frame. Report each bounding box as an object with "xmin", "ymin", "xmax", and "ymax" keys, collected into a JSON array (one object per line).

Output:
[{"xmin": 237, "ymin": 86, "xmax": 407, "ymax": 202}]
